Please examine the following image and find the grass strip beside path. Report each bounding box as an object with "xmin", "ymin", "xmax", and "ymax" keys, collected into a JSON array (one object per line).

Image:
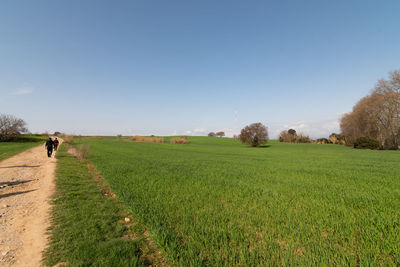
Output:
[{"xmin": 44, "ymin": 144, "xmax": 151, "ymax": 266}]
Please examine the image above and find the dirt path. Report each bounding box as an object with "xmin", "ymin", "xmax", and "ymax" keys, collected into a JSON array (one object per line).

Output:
[{"xmin": 0, "ymin": 139, "xmax": 62, "ymax": 267}]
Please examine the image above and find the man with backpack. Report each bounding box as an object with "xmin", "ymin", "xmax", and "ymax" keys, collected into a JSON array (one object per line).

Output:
[{"xmin": 45, "ymin": 137, "xmax": 54, "ymax": 158}]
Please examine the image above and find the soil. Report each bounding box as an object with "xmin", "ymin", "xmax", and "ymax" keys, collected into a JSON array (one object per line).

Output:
[{"xmin": 0, "ymin": 139, "xmax": 62, "ymax": 267}]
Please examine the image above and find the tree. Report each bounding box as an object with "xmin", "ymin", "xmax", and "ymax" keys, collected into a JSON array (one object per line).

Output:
[
  {"xmin": 239, "ymin": 122, "xmax": 269, "ymax": 147},
  {"xmin": 0, "ymin": 114, "xmax": 28, "ymax": 141},
  {"xmin": 288, "ymin": 129, "xmax": 296, "ymax": 135},
  {"xmin": 216, "ymin": 131, "xmax": 225, "ymax": 137},
  {"xmin": 208, "ymin": 132, "xmax": 216, "ymax": 137}
]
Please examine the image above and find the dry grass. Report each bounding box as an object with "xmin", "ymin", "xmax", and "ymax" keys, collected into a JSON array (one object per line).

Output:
[
  {"xmin": 170, "ymin": 137, "xmax": 189, "ymax": 144},
  {"xmin": 76, "ymin": 144, "xmax": 90, "ymax": 161},
  {"xmin": 131, "ymin": 136, "xmax": 164, "ymax": 143},
  {"xmin": 60, "ymin": 134, "xmax": 74, "ymax": 144}
]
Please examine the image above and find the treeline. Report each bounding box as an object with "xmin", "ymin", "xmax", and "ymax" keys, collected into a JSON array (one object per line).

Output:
[{"xmin": 340, "ymin": 70, "xmax": 400, "ymax": 150}]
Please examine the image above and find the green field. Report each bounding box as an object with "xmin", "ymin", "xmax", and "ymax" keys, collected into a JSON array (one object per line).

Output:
[
  {"xmin": 75, "ymin": 137, "xmax": 400, "ymax": 266},
  {"xmin": 0, "ymin": 135, "xmax": 47, "ymax": 161},
  {"xmin": 45, "ymin": 144, "xmax": 148, "ymax": 266}
]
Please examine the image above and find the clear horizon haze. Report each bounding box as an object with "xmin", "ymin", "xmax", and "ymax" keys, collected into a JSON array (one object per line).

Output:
[{"xmin": 1, "ymin": 0, "xmax": 399, "ymax": 138}]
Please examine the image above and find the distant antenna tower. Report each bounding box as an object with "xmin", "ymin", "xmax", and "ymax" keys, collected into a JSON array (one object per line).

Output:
[{"xmin": 234, "ymin": 109, "xmax": 238, "ymax": 135}]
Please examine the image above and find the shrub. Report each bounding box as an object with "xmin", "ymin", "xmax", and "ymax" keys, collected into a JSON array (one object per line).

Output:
[
  {"xmin": 76, "ymin": 144, "xmax": 90, "ymax": 161},
  {"xmin": 239, "ymin": 123, "xmax": 269, "ymax": 147},
  {"xmin": 279, "ymin": 130, "xmax": 312, "ymax": 143},
  {"xmin": 170, "ymin": 136, "xmax": 189, "ymax": 144},
  {"xmin": 279, "ymin": 130, "xmax": 296, "ymax": 143},
  {"xmin": 297, "ymin": 133, "xmax": 312, "ymax": 143},
  {"xmin": 131, "ymin": 136, "xmax": 164, "ymax": 143},
  {"xmin": 354, "ymin": 137, "xmax": 380, "ymax": 149},
  {"xmin": 61, "ymin": 134, "xmax": 74, "ymax": 145},
  {"xmin": 208, "ymin": 132, "xmax": 216, "ymax": 137},
  {"xmin": 316, "ymin": 138, "xmax": 330, "ymax": 144},
  {"xmin": 329, "ymin": 133, "xmax": 346, "ymax": 145}
]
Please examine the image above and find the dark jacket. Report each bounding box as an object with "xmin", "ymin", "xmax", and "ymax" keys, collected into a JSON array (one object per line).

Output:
[{"xmin": 45, "ymin": 139, "xmax": 54, "ymax": 149}]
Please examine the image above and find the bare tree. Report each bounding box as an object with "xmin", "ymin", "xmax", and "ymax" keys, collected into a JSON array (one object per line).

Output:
[
  {"xmin": 216, "ymin": 131, "xmax": 225, "ymax": 137},
  {"xmin": 0, "ymin": 114, "xmax": 28, "ymax": 141},
  {"xmin": 239, "ymin": 123, "xmax": 268, "ymax": 147},
  {"xmin": 279, "ymin": 130, "xmax": 291, "ymax": 142}
]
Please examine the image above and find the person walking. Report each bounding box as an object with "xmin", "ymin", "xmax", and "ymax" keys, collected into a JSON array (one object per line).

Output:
[
  {"xmin": 45, "ymin": 137, "xmax": 54, "ymax": 158},
  {"xmin": 53, "ymin": 137, "xmax": 59, "ymax": 151}
]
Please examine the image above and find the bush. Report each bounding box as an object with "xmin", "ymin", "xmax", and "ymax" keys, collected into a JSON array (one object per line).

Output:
[
  {"xmin": 208, "ymin": 132, "xmax": 216, "ymax": 137},
  {"xmin": 279, "ymin": 130, "xmax": 312, "ymax": 143},
  {"xmin": 354, "ymin": 137, "xmax": 380, "ymax": 149},
  {"xmin": 76, "ymin": 144, "xmax": 90, "ymax": 161},
  {"xmin": 131, "ymin": 136, "xmax": 164, "ymax": 143},
  {"xmin": 329, "ymin": 133, "xmax": 346, "ymax": 145},
  {"xmin": 61, "ymin": 134, "xmax": 74, "ymax": 145},
  {"xmin": 297, "ymin": 133, "xmax": 312, "ymax": 143},
  {"xmin": 170, "ymin": 136, "xmax": 189, "ymax": 144},
  {"xmin": 316, "ymin": 138, "xmax": 330, "ymax": 144},
  {"xmin": 239, "ymin": 123, "xmax": 269, "ymax": 147}
]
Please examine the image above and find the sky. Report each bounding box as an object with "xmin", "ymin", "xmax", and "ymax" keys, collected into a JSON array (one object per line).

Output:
[{"xmin": 1, "ymin": 0, "xmax": 399, "ymax": 138}]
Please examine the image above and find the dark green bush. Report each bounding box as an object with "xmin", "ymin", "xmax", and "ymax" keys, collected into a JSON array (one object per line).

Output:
[{"xmin": 354, "ymin": 137, "xmax": 380, "ymax": 149}]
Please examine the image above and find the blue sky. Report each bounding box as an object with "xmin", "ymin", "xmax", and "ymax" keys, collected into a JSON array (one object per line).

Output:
[{"xmin": 1, "ymin": 1, "xmax": 399, "ymax": 138}]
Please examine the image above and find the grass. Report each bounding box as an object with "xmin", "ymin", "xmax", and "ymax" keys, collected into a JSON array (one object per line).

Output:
[
  {"xmin": 0, "ymin": 135, "xmax": 47, "ymax": 161},
  {"xmin": 74, "ymin": 137, "xmax": 399, "ymax": 266},
  {"xmin": 44, "ymin": 144, "xmax": 152, "ymax": 267}
]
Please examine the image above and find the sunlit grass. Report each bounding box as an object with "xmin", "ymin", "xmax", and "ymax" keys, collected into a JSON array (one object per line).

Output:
[
  {"xmin": 79, "ymin": 137, "xmax": 400, "ymax": 266},
  {"xmin": 44, "ymin": 144, "xmax": 147, "ymax": 266}
]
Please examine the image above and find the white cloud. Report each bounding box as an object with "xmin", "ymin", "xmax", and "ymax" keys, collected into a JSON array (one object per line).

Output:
[
  {"xmin": 13, "ymin": 86, "xmax": 34, "ymax": 95},
  {"xmin": 193, "ymin": 128, "xmax": 208, "ymax": 135}
]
